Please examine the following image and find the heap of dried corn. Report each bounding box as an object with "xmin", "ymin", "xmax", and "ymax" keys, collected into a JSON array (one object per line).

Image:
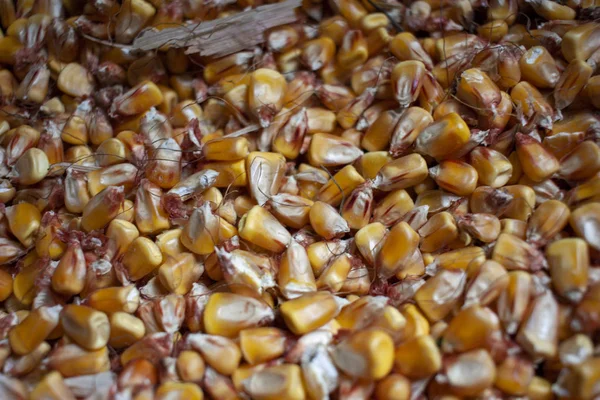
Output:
[{"xmin": 0, "ymin": 0, "xmax": 600, "ymax": 398}]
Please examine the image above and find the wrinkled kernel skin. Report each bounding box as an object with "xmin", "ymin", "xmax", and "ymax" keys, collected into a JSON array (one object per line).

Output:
[{"xmin": 1, "ymin": 0, "xmax": 599, "ymax": 398}]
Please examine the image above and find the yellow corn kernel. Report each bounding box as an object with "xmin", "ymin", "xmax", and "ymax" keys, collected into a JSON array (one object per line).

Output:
[
  {"xmin": 391, "ymin": 60, "xmax": 426, "ymax": 108},
  {"xmin": 122, "ymin": 237, "xmax": 163, "ymax": 281},
  {"xmin": 203, "ymin": 292, "xmax": 274, "ymax": 338},
  {"xmin": 415, "ymin": 112, "xmax": 470, "ymax": 161},
  {"xmin": 305, "ymin": 107, "xmax": 335, "ymax": 134},
  {"xmin": 332, "ymin": 329, "xmax": 394, "ymax": 380},
  {"xmin": 51, "ymin": 238, "xmax": 86, "ymax": 296},
  {"xmin": 80, "ymin": 185, "xmax": 124, "ymax": 232},
  {"xmin": 377, "ymin": 221, "xmax": 419, "ymax": 279},
  {"xmin": 511, "ymin": 81, "xmax": 554, "ymax": 129},
  {"xmin": 388, "ymin": 106, "xmax": 433, "ymax": 157},
  {"xmin": 301, "ymin": 36, "xmax": 336, "ymax": 72},
  {"xmin": 527, "ymin": 200, "xmax": 570, "ymax": 246},
  {"xmin": 109, "ymin": 312, "xmax": 145, "ymax": 348},
  {"xmin": 570, "ymin": 202, "xmax": 600, "ymax": 252},
  {"xmin": 134, "ymin": 179, "xmax": 171, "ymax": 234},
  {"xmin": 29, "ymin": 371, "xmax": 75, "ymax": 400},
  {"xmin": 497, "ymin": 270, "xmax": 533, "ymax": 334},
  {"xmin": 56, "ymin": 62, "xmax": 94, "ymax": 98},
  {"xmin": 394, "ymin": 335, "xmax": 441, "ymax": 379},
  {"xmin": 86, "ymin": 164, "xmax": 137, "ymax": 197},
  {"xmin": 203, "ymin": 136, "xmax": 249, "ymax": 162},
  {"xmin": 5, "ymin": 202, "xmax": 40, "ymax": 247},
  {"xmin": 309, "ymin": 201, "xmax": 350, "ymax": 240},
  {"xmin": 158, "ymin": 253, "xmax": 203, "ymax": 295},
  {"xmin": 16, "ymin": 63, "xmax": 50, "ymax": 104},
  {"xmin": 469, "ymin": 146, "xmax": 513, "ymax": 188},
  {"xmin": 49, "ymin": 344, "xmax": 110, "ymax": 378},
  {"xmin": 115, "ymin": 199, "xmax": 134, "ymax": 222},
  {"xmin": 341, "ymin": 181, "xmax": 373, "ymax": 230},
  {"xmin": 515, "ymin": 133, "xmax": 559, "ymax": 182},
  {"xmin": 9, "ymin": 305, "xmax": 61, "ymax": 355},
  {"xmin": 415, "ymin": 269, "xmax": 466, "ymax": 322},
  {"xmin": 465, "ymin": 260, "xmax": 508, "ymax": 308},
  {"xmin": 502, "ymin": 184, "xmax": 536, "ymax": 221},
  {"xmin": 203, "ymin": 52, "xmax": 253, "ymax": 84},
  {"xmin": 563, "ymin": 21, "xmax": 600, "ymax": 61},
  {"xmin": 95, "ymin": 138, "xmax": 126, "ymax": 167},
  {"xmin": 240, "ymin": 327, "xmax": 286, "ymax": 365},
  {"xmin": 429, "ymin": 160, "xmax": 478, "ymax": 196},
  {"xmin": 442, "ymin": 305, "xmax": 500, "ymax": 353},
  {"xmin": 0, "ymin": 178, "xmax": 15, "ymax": 204},
  {"xmin": 419, "ymin": 211, "xmax": 458, "ymax": 253},
  {"xmin": 456, "ymin": 213, "xmax": 501, "ymax": 244},
  {"xmin": 457, "ymin": 68, "xmax": 502, "ymax": 112},
  {"xmin": 559, "ymin": 141, "xmax": 600, "ymax": 181},
  {"xmin": 477, "ymin": 19, "xmax": 508, "ymax": 42},
  {"xmin": 527, "ymin": 376, "xmax": 553, "ymax": 400},
  {"xmin": 495, "ymin": 355, "xmax": 534, "ymax": 396},
  {"xmin": 373, "ymin": 153, "xmax": 428, "ymax": 191},
  {"xmin": 176, "ymin": 350, "xmax": 205, "ymax": 383},
  {"xmin": 587, "ymin": 75, "xmax": 600, "ymax": 109},
  {"xmin": 390, "ymin": 32, "xmax": 433, "ymax": 69},
  {"xmin": 105, "ymin": 219, "xmax": 139, "ymax": 259},
  {"xmin": 13, "ymin": 147, "xmax": 49, "ymax": 185},
  {"xmin": 267, "ymin": 194, "xmax": 312, "ymax": 230},
  {"xmin": 297, "ymin": 163, "xmax": 329, "ymax": 200},
  {"xmin": 398, "ymin": 303, "xmax": 429, "ymax": 343},
  {"xmin": 370, "ymin": 188, "xmax": 413, "ymax": 226},
  {"xmin": 181, "ymin": 202, "xmax": 237, "ymax": 255},
  {"xmin": 249, "ymin": 69, "xmax": 287, "ymax": 127},
  {"xmin": 337, "ymin": 29, "xmax": 368, "ymax": 70},
  {"xmin": 316, "ymin": 165, "xmax": 365, "ymax": 206},
  {"xmin": 354, "ymin": 222, "xmax": 386, "ymax": 266},
  {"xmin": 110, "ymin": 80, "xmax": 163, "ymax": 117},
  {"xmin": 493, "ymin": 231, "xmax": 547, "ymax": 270},
  {"xmin": 316, "ymin": 252, "xmax": 352, "ymax": 292},
  {"xmin": 361, "ymin": 109, "xmax": 400, "ymax": 151},
  {"xmin": 547, "ymin": 238, "xmax": 589, "ymax": 304},
  {"xmin": 336, "ymin": 295, "xmax": 386, "ymax": 330},
  {"xmin": 278, "ymin": 239, "xmax": 317, "ymax": 299},
  {"xmin": 319, "ymin": 16, "xmax": 349, "ymax": 45},
  {"xmin": 554, "ymin": 59, "xmax": 593, "ymax": 110},
  {"xmin": 238, "ymin": 205, "xmax": 291, "ymax": 252},
  {"xmin": 61, "ymin": 305, "xmax": 109, "ymax": 351},
  {"xmin": 156, "ymin": 382, "xmax": 203, "ymax": 400},
  {"xmin": 519, "ymin": 46, "xmax": 560, "ymax": 89},
  {"xmin": 354, "ymin": 152, "xmax": 392, "ymax": 184},
  {"xmin": 187, "ymin": 333, "xmax": 241, "ymax": 376},
  {"xmin": 0, "ymin": 268, "xmax": 12, "ymax": 302},
  {"xmin": 375, "ymin": 373, "xmax": 411, "ymax": 400},
  {"xmin": 88, "ymin": 285, "xmax": 140, "ymax": 315},
  {"xmin": 280, "ymin": 291, "xmax": 342, "ymax": 334},
  {"xmin": 434, "ymin": 246, "xmax": 487, "ymax": 274},
  {"xmin": 337, "ymin": 87, "xmax": 376, "ymax": 129},
  {"xmin": 272, "ymin": 108, "xmax": 308, "ymax": 160},
  {"xmin": 0, "ymin": 36, "xmax": 22, "ymax": 64}
]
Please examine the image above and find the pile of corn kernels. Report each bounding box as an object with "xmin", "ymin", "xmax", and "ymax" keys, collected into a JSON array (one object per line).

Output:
[{"xmin": 1, "ymin": 0, "xmax": 600, "ymax": 398}]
